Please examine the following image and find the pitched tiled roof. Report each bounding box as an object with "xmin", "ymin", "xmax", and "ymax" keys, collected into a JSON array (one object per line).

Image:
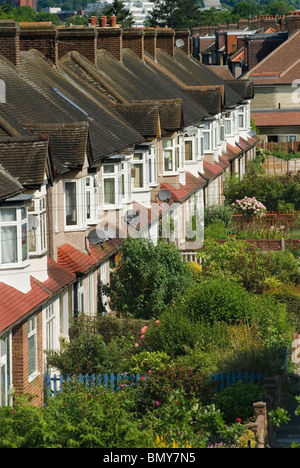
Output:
[
  {"xmin": 114, "ymin": 99, "xmax": 184, "ymax": 136},
  {"xmin": 252, "ymin": 110, "xmax": 300, "ymax": 127},
  {"xmin": 22, "ymin": 122, "xmax": 89, "ymax": 175},
  {"xmin": 62, "ymin": 48, "xmax": 209, "ymax": 127},
  {"xmin": 161, "ymin": 171, "xmax": 207, "ymax": 203},
  {"xmin": 245, "ymin": 30, "xmax": 300, "ymax": 85},
  {"xmin": 0, "ymin": 277, "xmax": 50, "ymax": 333},
  {"xmin": 0, "ymin": 137, "xmax": 49, "ymax": 188},
  {"xmin": 18, "ymin": 50, "xmax": 145, "ymax": 161},
  {"xmin": 0, "ymin": 256, "xmax": 76, "ymax": 334},
  {"xmin": 58, "ymin": 239, "xmax": 122, "ymax": 275},
  {"xmin": 0, "ymin": 164, "xmax": 23, "ymax": 201}
]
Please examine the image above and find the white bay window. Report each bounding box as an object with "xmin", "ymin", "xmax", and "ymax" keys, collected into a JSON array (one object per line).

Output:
[
  {"xmin": 0, "ymin": 206, "xmax": 28, "ymax": 267},
  {"xmin": 163, "ymin": 136, "xmax": 183, "ymax": 174}
]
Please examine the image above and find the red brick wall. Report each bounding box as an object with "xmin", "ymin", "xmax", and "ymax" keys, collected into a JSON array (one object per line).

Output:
[
  {"xmin": 175, "ymin": 29, "xmax": 190, "ymax": 55},
  {"xmin": 0, "ymin": 21, "xmax": 20, "ymax": 66},
  {"xmin": 12, "ymin": 311, "xmax": 44, "ymax": 407},
  {"xmin": 156, "ymin": 28, "xmax": 175, "ymax": 57},
  {"xmin": 122, "ymin": 29, "xmax": 144, "ymax": 60},
  {"xmin": 97, "ymin": 27, "xmax": 123, "ymax": 61},
  {"xmin": 143, "ymin": 28, "xmax": 157, "ymax": 60},
  {"xmin": 58, "ymin": 27, "xmax": 98, "ymax": 64},
  {"xmin": 20, "ymin": 27, "xmax": 58, "ymax": 65}
]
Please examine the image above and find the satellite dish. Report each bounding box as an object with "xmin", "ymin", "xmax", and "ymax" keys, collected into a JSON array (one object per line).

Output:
[
  {"xmin": 176, "ymin": 38, "xmax": 185, "ymax": 48},
  {"xmin": 88, "ymin": 229, "xmax": 101, "ymax": 245},
  {"xmin": 158, "ymin": 188, "xmax": 171, "ymax": 203},
  {"xmin": 28, "ymin": 215, "xmax": 40, "ymax": 231},
  {"xmin": 124, "ymin": 209, "xmax": 140, "ymax": 225},
  {"xmin": 96, "ymin": 225, "xmax": 116, "ymax": 241}
]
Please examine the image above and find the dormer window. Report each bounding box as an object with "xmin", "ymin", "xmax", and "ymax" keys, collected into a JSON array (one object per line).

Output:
[{"xmin": 0, "ymin": 206, "xmax": 28, "ymax": 266}]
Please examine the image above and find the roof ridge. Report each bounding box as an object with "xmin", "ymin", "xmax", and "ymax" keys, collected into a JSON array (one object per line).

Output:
[{"xmin": 245, "ymin": 30, "xmax": 300, "ymax": 78}]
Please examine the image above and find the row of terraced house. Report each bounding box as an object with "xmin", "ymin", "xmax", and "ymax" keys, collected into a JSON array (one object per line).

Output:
[{"xmin": 0, "ymin": 19, "xmax": 258, "ymax": 406}]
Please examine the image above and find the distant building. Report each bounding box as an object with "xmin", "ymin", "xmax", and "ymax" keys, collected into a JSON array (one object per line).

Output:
[
  {"xmin": 84, "ymin": 0, "xmax": 155, "ymax": 27},
  {"xmin": 200, "ymin": 0, "xmax": 225, "ymax": 11},
  {"xmin": 0, "ymin": 0, "xmax": 37, "ymax": 11}
]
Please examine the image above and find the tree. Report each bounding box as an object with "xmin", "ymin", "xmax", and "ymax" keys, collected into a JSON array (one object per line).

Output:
[
  {"xmin": 232, "ymin": 0, "xmax": 259, "ymax": 18},
  {"xmin": 107, "ymin": 237, "xmax": 192, "ymax": 319},
  {"xmin": 101, "ymin": 0, "xmax": 134, "ymax": 28},
  {"xmin": 147, "ymin": 0, "xmax": 201, "ymax": 28}
]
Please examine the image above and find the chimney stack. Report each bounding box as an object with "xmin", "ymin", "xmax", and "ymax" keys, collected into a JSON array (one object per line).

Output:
[
  {"xmin": 0, "ymin": 20, "xmax": 20, "ymax": 67},
  {"xmin": 175, "ymin": 29, "xmax": 190, "ymax": 55},
  {"xmin": 19, "ymin": 23, "xmax": 58, "ymax": 65},
  {"xmin": 144, "ymin": 28, "xmax": 157, "ymax": 60},
  {"xmin": 57, "ymin": 26, "xmax": 98, "ymax": 65},
  {"xmin": 97, "ymin": 26, "xmax": 123, "ymax": 61},
  {"xmin": 156, "ymin": 28, "xmax": 175, "ymax": 57},
  {"xmin": 122, "ymin": 28, "xmax": 144, "ymax": 61}
]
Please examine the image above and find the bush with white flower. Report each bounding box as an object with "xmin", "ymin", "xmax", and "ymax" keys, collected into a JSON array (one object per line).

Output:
[{"xmin": 232, "ymin": 197, "xmax": 267, "ymax": 219}]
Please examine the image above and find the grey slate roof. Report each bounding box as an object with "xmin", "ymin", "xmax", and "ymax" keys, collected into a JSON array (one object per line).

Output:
[
  {"xmin": 0, "ymin": 164, "xmax": 23, "ymax": 202},
  {"xmin": 62, "ymin": 48, "xmax": 209, "ymax": 127},
  {"xmin": 0, "ymin": 136, "xmax": 49, "ymax": 188}
]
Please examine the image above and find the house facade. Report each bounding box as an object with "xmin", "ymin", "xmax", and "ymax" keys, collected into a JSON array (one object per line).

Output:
[{"xmin": 0, "ymin": 19, "xmax": 258, "ymax": 407}]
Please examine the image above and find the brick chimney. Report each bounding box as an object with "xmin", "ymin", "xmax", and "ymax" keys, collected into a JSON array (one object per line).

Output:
[
  {"xmin": 122, "ymin": 28, "xmax": 144, "ymax": 60},
  {"xmin": 286, "ymin": 11, "xmax": 300, "ymax": 35},
  {"xmin": 19, "ymin": 23, "xmax": 58, "ymax": 65},
  {"xmin": 97, "ymin": 26, "xmax": 123, "ymax": 61},
  {"xmin": 156, "ymin": 28, "xmax": 175, "ymax": 57},
  {"xmin": 144, "ymin": 28, "xmax": 157, "ymax": 60},
  {"xmin": 57, "ymin": 26, "xmax": 98, "ymax": 65},
  {"xmin": 0, "ymin": 20, "xmax": 20, "ymax": 66},
  {"xmin": 175, "ymin": 29, "xmax": 190, "ymax": 55}
]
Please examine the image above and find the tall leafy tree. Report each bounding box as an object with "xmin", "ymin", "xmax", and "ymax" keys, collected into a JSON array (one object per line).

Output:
[
  {"xmin": 147, "ymin": 0, "xmax": 201, "ymax": 28},
  {"xmin": 107, "ymin": 237, "xmax": 192, "ymax": 319},
  {"xmin": 101, "ymin": 0, "xmax": 134, "ymax": 28}
]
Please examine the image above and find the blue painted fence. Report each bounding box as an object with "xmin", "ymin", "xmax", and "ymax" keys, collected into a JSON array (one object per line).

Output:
[
  {"xmin": 212, "ymin": 371, "xmax": 266, "ymax": 393},
  {"xmin": 44, "ymin": 372, "xmax": 146, "ymax": 397},
  {"xmin": 44, "ymin": 370, "xmax": 265, "ymax": 397}
]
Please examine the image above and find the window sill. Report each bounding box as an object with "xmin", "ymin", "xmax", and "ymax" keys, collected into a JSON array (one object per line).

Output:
[
  {"xmin": 0, "ymin": 260, "xmax": 30, "ymax": 270},
  {"xmin": 28, "ymin": 370, "xmax": 41, "ymax": 383},
  {"xmin": 64, "ymin": 226, "xmax": 89, "ymax": 232}
]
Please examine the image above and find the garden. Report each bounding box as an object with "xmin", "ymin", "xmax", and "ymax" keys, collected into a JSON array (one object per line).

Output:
[{"xmin": 2, "ymin": 159, "xmax": 300, "ymax": 448}]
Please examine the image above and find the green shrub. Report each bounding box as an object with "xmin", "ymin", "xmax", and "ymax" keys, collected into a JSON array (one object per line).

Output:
[
  {"xmin": 107, "ymin": 237, "xmax": 192, "ymax": 319},
  {"xmin": 204, "ymin": 220, "xmax": 228, "ymax": 239},
  {"xmin": 213, "ymin": 381, "xmax": 265, "ymax": 424},
  {"xmin": 204, "ymin": 204, "xmax": 233, "ymax": 228}
]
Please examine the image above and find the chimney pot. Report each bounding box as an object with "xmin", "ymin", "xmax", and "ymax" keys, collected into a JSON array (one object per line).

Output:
[
  {"xmin": 99, "ymin": 16, "xmax": 107, "ymax": 27},
  {"xmin": 109, "ymin": 16, "xmax": 117, "ymax": 27}
]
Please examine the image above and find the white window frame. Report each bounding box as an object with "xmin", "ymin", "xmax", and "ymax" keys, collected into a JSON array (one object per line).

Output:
[
  {"xmin": 203, "ymin": 122, "xmax": 212, "ymax": 152},
  {"xmin": 163, "ymin": 136, "xmax": 183, "ymax": 175},
  {"xmin": 0, "ymin": 332, "xmax": 12, "ymax": 407},
  {"xmin": 64, "ymin": 179, "xmax": 87, "ymax": 230},
  {"xmin": 77, "ymin": 278, "xmax": 85, "ymax": 314},
  {"xmin": 28, "ymin": 315, "xmax": 39, "ymax": 382},
  {"xmin": 224, "ymin": 111, "xmax": 233, "ymax": 136},
  {"xmin": 0, "ymin": 206, "xmax": 29, "ymax": 268},
  {"xmin": 238, "ymin": 106, "xmax": 246, "ymax": 130},
  {"xmin": 148, "ymin": 145, "xmax": 158, "ymax": 186},
  {"xmin": 86, "ymin": 176, "xmax": 99, "ymax": 225},
  {"xmin": 184, "ymin": 138, "xmax": 194, "ymax": 162},
  {"xmin": 28, "ymin": 196, "xmax": 47, "ymax": 256},
  {"xmin": 132, "ymin": 151, "xmax": 148, "ymax": 191}
]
